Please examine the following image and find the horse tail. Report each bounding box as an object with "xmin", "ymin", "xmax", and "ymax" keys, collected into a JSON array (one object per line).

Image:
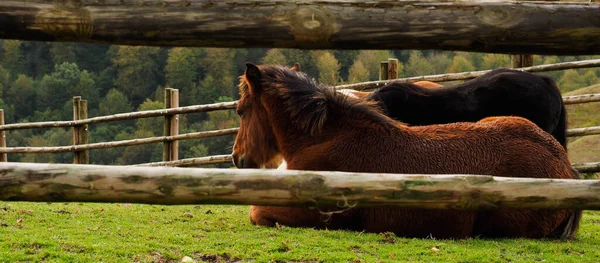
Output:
[
  {"xmin": 541, "ymin": 75, "xmax": 568, "ymax": 151},
  {"xmin": 550, "ymin": 168, "xmax": 582, "ymax": 239}
]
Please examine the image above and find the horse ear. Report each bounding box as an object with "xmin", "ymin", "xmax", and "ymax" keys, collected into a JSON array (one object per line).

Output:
[
  {"xmin": 290, "ymin": 62, "xmax": 301, "ymax": 72},
  {"xmin": 245, "ymin": 62, "xmax": 262, "ymax": 94}
]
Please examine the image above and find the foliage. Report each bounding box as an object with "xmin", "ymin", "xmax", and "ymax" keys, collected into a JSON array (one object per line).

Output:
[
  {"xmin": 1, "ymin": 40, "xmax": 24, "ymax": 78},
  {"xmin": 315, "ymin": 51, "xmax": 341, "ymax": 85},
  {"xmin": 261, "ymin": 49, "xmax": 287, "ymax": 65},
  {"xmin": 481, "ymin": 54, "xmax": 511, "ymax": 70},
  {"xmin": 404, "ymin": 51, "xmax": 435, "ymax": 77},
  {"xmin": 7, "ymin": 74, "xmax": 36, "ymax": 120},
  {"xmin": 446, "ymin": 55, "xmax": 476, "ymax": 73},
  {"xmin": 113, "ymin": 46, "xmax": 162, "ymax": 106},
  {"xmin": 347, "ymin": 60, "xmax": 370, "ymax": 83},
  {"xmin": 354, "ymin": 50, "xmax": 397, "ymax": 80},
  {"xmin": 98, "ymin": 89, "xmax": 134, "ymax": 116},
  {"xmin": 165, "ymin": 47, "xmax": 204, "ymax": 106}
]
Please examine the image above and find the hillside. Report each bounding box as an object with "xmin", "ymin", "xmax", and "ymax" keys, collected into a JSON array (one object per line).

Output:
[{"xmin": 565, "ymin": 84, "xmax": 600, "ymax": 167}]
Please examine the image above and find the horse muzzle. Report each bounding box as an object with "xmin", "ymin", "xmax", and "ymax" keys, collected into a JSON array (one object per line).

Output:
[{"xmin": 232, "ymin": 153, "xmax": 259, "ymax": 169}]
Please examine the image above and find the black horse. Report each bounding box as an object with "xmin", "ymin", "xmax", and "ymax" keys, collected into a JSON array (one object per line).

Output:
[{"xmin": 367, "ymin": 68, "xmax": 567, "ymax": 150}]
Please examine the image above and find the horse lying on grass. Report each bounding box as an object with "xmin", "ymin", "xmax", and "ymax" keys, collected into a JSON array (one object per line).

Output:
[{"xmin": 231, "ymin": 63, "xmax": 581, "ymax": 239}]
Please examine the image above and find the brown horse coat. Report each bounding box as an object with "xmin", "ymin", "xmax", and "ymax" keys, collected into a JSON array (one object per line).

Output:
[{"xmin": 233, "ymin": 64, "xmax": 581, "ymax": 239}]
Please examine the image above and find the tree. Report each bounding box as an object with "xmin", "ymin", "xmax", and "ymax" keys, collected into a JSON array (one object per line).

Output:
[
  {"xmin": 8, "ymin": 74, "xmax": 36, "ymax": 120},
  {"xmin": 49, "ymin": 42, "xmax": 77, "ymax": 65},
  {"xmin": 0, "ymin": 65, "xmax": 10, "ymax": 94},
  {"xmin": 446, "ymin": 55, "xmax": 476, "ymax": 73},
  {"xmin": 77, "ymin": 70, "xmax": 99, "ymax": 108},
  {"xmin": 261, "ymin": 49, "xmax": 287, "ymax": 65},
  {"xmin": 20, "ymin": 41, "xmax": 53, "ymax": 79},
  {"xmin": 315, "ymin": 52, "xmax": 341, "ymax": 85},
  {"xmin": 428, "ymin": 52, "xmax": 453, "ymax": 74},
  {"xmin": 37, "ymin": 62, "xmax": 96, "ymax": 111},
  {"xmin": 113, "ymin": 46, "xmax": 162, "ymax": 105},
  {"xmin": 347, "ymin": 60, "xmax": 370, "ymax": 83},
  {"xmin": 116, "ymin": 130, "xmax": 162, "ymax": 165},
  {"xmin": 453, "ymin": 52, "xmax": 483, "ymax": 70},
  {"xmin": 165, "ymin": 47, "xmax": 204, "ymax": 106},
  {"xmin": 404, "ymin": 51, "xmax": 435, "ymax": 77},
  {"xmin": 98, "ymin": 89, "xmax": 134, "ymax": 116},
  {"xmin": 1, "ymin": 40, "xmax": 24, "ymax": 79},
  {"xmin": 135, "ymin": 99, "xmax": 165, "ymax": 136},
  {"xmin": 200, "ymin": 48, "xmax": 236, "ymax": 98},
  {"xmin": 332, "ymin": 50, "xmax": 360, "ymax": 81},
  {"xmin": 354, "ymin": 50, "xmax": 396, "ymax": 80},
  {"xmin": 197, "ymin": 96, "xmax": 239, "ymax": 156},
  {"xmin": 481, "ymin": 54, "xmax": 511, "ymax": 70},
  {"xmin": 557, "ymin": 69, "xmax": 587, "ymax": 93},
  {"xmin": 0, "ymin": 98, "xmax": 15, "ymax": 124}
]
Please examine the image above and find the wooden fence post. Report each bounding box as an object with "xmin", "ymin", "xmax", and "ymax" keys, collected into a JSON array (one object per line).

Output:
[
  {"xmin": 0, "ymin": 109, "xmax": 6, "ymax": 162},
  {"xmin": 512, "ymin": 54, "xmax": 534, "ymax": 68},
  {"xmin": 163, "ymin": 88, "xmax": 180, "ymax": 162},
  {"xmin": 379, "ymin": 61, "xmax": 389, "ymax": 81},
  {"xmin": 72, "ymin": 97, "xmax": 89, "ymax": 164},
  {"xmin": 387, "ymin": 58, "xmax": 399, "ymax": 80}
]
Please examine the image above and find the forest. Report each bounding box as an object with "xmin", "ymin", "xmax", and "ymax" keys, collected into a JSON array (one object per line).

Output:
[{"xmin": 0, "ymin": 39, "xmax": 598, "ymax": 166}]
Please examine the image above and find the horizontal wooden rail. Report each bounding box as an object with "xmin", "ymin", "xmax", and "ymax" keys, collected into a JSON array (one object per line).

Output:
[
  {"xmin": 1, "ymin": 162, "xmax": 599, "ymax": 209},
  {"xmin": 0, "ymin": 1, "xmax": 600, "ymax": 54},
  {"xmin": 0, "ymin": 59, "xmax": 599, "ymax": 131},
  {"xmin": 138, "ymin": 155, "xmax": 233, "ymax": 167},
  {"xmin": 139, "ymin": 154, "xmax": 600, "ymax": 174},
  {"xmin": 337, "ymin": 59, "xmax": 600, "ymax": 91},
  {"xmin": 566, "ymin": 126, "xmax": 600, "ymax": 137},
  {"xmin": 0, "ymin": 128, "xmax": 238, "ymax": 153},
  {"xmin": 2, "ymin": 123, "xmax": 598, "ymax": 154},
  {"xmin": 573, "ymin": 162, "xmax": 600, "ymax": 174},
  {"xmin": 0, "ymin": 101, "xmax": 237, "ymax": 131},
  {"xmin": 563, "ymin": 93, "xmax": 600, "ymax": 105}
]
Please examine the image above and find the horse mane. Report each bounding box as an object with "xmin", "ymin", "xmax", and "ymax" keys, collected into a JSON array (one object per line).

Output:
[{"xmin": 259, "ymin": 65, "xmax": 393, "ymax": 135}]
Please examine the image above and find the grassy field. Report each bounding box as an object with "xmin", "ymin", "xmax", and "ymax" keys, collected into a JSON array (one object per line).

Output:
[
  {"xmin": 1, "ymin": 85, "xmax": 599, "ymax": 263},
  {"xmin": 565, "ymin": 84, "xmax": 600, "ymax": 165},
  {"xmin": 1, "ymin": 202, "xmax": 599, "ymax": 263}
]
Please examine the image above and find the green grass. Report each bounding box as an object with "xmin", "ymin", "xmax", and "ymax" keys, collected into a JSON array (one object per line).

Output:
[
  {"xmin": 565, "ymin": 84, "xmax": 600, "ymax": 171},
  {"xmin": 2, "ymin": 85, "xmax": 599, "ymax": 263},
  {"xmin": 1, "ymin": 202, "xmax": 600, "ymax": 262}
]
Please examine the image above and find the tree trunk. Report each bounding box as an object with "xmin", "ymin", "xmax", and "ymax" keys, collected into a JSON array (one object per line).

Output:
[
  {"xmin": 0, "ymin": 162, "xmax": 599, "ymax": 210},
  {"xmin": 0, "ymin": 1, "xmax": 599, "ymax": 54}
]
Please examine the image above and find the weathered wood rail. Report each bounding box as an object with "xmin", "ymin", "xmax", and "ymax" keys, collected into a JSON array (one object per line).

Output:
[
  {"xmin": 0, "ymin": 59, "xmax": 598, "ymax": 170},
  {"xmin": 0, "ymin": 59, "xmax": 599, "ymax": 132},
  {"xmin": 0, "ymin": 1, "xmax": 599, "ymax": 54},
  {"xmin": 338, "ymin": 59, "xmax": 600, "ymax": 91},
  {"xmin": 1, "ymin": 162, "xmax": 599, "ymax": 209}
]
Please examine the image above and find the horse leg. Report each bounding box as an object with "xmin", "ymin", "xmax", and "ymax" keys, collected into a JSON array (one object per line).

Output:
[
  {"xmin": 359, "ymin": 208, "xmax": 476, "ymax": 239},
  {"xmin": 474, "ymin": 209, "xmax": 574, "ymax": 238},
  {"xmin": 249, "ymin": 205, "xmax": 356, "ymax": 230}
]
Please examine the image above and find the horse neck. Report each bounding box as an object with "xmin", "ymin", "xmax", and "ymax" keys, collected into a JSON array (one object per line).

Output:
[{"xmin": 263, "ymin": 95, "xmax": 407, "ymax": 162}]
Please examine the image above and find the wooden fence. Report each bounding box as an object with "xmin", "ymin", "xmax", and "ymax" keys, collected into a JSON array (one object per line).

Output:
[
  {"xmin": 1, "ymin": 1, "xmax": 600, "ymax": 54},
  {"xmin": 1, "ymin": 59, "xmax": 600, "ymax": 173},
  {"xmin": 2, "ymin": 162, "xmax": 600, "ymax": 210}
]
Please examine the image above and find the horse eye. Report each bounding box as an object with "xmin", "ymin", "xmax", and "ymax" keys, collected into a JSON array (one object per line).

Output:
[{"xmin": 236, "ymin": 109, "xmax": 243, "ymax": 116}]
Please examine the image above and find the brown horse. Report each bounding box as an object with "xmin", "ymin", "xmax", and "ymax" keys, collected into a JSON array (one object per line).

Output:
[
  {"xmin": 232, "ymin": 63, "xmax": 581, "ymax": 239},
  {"xmin": 413, "ymin": 80, "xmax": 444, "ymax": 88}
]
